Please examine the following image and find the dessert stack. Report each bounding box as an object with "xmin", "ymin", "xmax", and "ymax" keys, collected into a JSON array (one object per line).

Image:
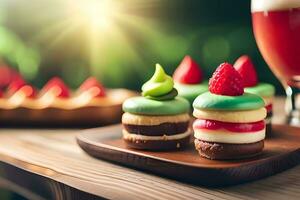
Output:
[
  {"xmin": 234, "ymin": 55, "xmax": 275, "ymax": 135},
  {"xmin": 122, "ymin": 64, "xmax": 191, "ymax": 150},
  {"xmin": 192, "ymin": 63, "xmax": 267, "ymax": 159}
]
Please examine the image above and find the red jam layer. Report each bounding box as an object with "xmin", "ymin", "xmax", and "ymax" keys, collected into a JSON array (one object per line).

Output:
[
  {"xmin": 193, "ymin": 119, "xmax": 265, "ymax": 132},
  {"xmin": 265, "ymin": 104, "xmax": 272, "ymax": 113}
]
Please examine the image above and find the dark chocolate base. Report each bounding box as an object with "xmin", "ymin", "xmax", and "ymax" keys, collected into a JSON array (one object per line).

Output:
[
  {"xmin": 266, "ymin": 122, "xmax": 272, "ymax": 137},
  {"xmin": 123, "ymin": 121, "xmax": 189, "ymax": 136},
  {"xmin": 123, "ymin": 133, "xmax": 191, "ymax": 151},
  {"xmin": 265, "ymin": 112, "xmax": 272, "ymax": 137},
  {"xmin": 194, "ymin": 139, "xmax": 264, "ymax": 160}
]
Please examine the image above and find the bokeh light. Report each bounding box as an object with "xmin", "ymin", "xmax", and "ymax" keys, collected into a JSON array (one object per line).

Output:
[
  {"xmin": 202, "ymin": 36, "xmax": 231, "ymax": 69},
  {"xmin": 0, "ymin": 0, "xmax": 283, "ymax": 92}
]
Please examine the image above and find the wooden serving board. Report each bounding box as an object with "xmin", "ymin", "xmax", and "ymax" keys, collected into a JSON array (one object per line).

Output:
[{"xmin": 76, "ymin": 124, "xmax": 300, "ymax": 187}]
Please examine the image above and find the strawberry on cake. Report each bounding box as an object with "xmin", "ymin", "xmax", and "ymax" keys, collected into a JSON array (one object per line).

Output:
[
  {"xmin": 192, "ymin": 63, "xmax": 266, "ymax": 160},
  {"xmin": 173, "ymin": 56, "xmax": 208, "ymax": 105},
  {"xmin": 234, "ymin": 55, "xmax": 275, "ymax": 136}
]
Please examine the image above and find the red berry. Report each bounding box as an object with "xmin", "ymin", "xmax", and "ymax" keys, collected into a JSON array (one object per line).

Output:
[
  {"xmin": 78, "ymin": 77, "xmax": 106, "ymax": 97},
  {"xmin": 209, "ymin": 62, "xmax": 244, "ymax": 96},
  {"xmin": 6, "ymin": 77, "xmax": 26, "ymax": 96},
  {"xmin": 6, "ymin": 77, "xmax": 37, "ymax": 98},
  {"xmin": 234, "ymin": 55, "xmax": 258, "ymax": 87},
  {"xmin": 173, "ymin": 55, "xmax": 203, "ymax": 84},
  {"xmin": 19, "ymin": 85, "xmax": 37, "ymax": 98},
  {"xmin": 41, "ymin": 77, "xmax": 70, "ymax": 98},
  {"xmin": 0, "ymin": 65, "xmax": 15, "ymax": 88}
]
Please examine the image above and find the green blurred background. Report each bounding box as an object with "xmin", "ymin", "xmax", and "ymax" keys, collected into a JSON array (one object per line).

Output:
[{"xmin": 0, "ymin": 0, "xmax": 283, "ymax": 93}]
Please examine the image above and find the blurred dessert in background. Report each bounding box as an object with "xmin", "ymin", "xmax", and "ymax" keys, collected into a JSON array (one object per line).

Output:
[
  {"xmin": 234, "ymin": 55, "xmax": 275, "ymax": 136},
  {"xmin": 0, "ymin": 66, "xmax": 136, "ymax": 127},
  {"xmin": 173, "ymin": 55, "xmax": 208, "ymax": 105}
]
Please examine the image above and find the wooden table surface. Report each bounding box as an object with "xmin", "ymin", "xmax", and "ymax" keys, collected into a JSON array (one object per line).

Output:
[{"xmin": 0, "ymin": 97, "xmax": 299, "ymax": 200}]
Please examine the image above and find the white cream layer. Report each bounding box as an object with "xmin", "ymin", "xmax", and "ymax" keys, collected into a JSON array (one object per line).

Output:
[
  {"xmin": 193, "ymin": 108, "xmax": 266, "ymax": 123},
  {"xmin": 252, "ymin": 0, "xmax": 300, "ymax": 12},
  {"xmin": 122, "ymin": 129, "xmax": 191, "ymax": 141},
  {"xmin": 194, "ymin": 129, "xmax": 265, "ymax": 144},
  {"xmin": 122, "ymin": 112, "xmax": 190, "ymax": 125}
]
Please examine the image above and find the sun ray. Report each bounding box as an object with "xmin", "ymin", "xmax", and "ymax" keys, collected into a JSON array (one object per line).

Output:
[{"xmin": 17, "ymin": 0, "xmax": 178, "ymax": 84}]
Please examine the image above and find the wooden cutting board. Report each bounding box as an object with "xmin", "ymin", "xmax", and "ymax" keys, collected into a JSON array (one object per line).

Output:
[{"xmin": 76, "ymin": 124, "xmax": 300, "ymax": 187}]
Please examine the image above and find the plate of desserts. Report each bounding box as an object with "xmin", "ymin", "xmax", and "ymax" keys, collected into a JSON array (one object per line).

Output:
[
  {"xmin": 0, "ymin": 68, "xmax": 136, "ymax": 127},
  {"xmin": 77, "ymin": 56, "xmax": 299, "ymax": 186}
]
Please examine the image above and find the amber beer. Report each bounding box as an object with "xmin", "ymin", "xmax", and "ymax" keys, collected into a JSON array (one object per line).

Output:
[{"xmin": 252, "ymin": 0, "xmax": 300, "ymax": 87}]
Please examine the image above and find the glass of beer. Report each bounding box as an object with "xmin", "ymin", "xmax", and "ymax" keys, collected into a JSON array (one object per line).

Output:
[{"xmin": 252, "ymin": 0, "xmax": 300, "ymax": 125}]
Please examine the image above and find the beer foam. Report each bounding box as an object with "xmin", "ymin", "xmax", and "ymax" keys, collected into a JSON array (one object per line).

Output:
[{"xmin": 252, "ymin": 0, "xmax": 300, "ymax": 12}]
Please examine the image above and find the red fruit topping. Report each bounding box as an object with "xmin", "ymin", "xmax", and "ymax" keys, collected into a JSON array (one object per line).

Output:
[
  {"xmin": 193, "ymin": 119, "xmax": 265, "ymax": 133},
  {"xmin": 19, "ymin": 85, "xmax": 37, "ymax": 98},
  {"xmin": 6, "ymin": 77, "xmax": 26, "ymax": 96},
  {"xmin": 6, "ymin": 77, "xmax": 37, "ymax": 98},
  {"xmin": 0, "ymin": 66, "xmax": 14, "ymax": 88},
  {"xmin": 234, "ymin": 55, "xmax": 258, "ymax": 87},
  {"xmin": 173, "ymin": 55, "xmax": 203, "ymax": 84},
  {"xmin": 209, "ymin": 62, "xmax": 244, "ymax": 96},
  {"xmin": 41, "ymin": 77, "xmax": 70, "ymax": 98},
  {"xmin": 79, "ymin": 77, "xmax": 106, "ymax": 97}
]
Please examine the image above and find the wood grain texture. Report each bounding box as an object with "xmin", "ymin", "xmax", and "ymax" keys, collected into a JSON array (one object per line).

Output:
[{"xmin": 0, "ymin": 97, "xmax": 299, "ymax": 199}]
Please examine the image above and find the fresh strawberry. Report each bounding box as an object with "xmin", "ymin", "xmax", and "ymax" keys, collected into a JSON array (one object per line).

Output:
[
  {"xmin": 78, "ymin": 77, "xmax": 106, "ymax": 97},
  {"xmin": 234, "ymin": 55, "xmax": 258, "ymax": 87},
  {"xmin": 173, "ymin": 55, "xmax": 203, "ymax": 84},
  {"xmin": 209, "ymin": 62, "xmax": 244, "ymax": 96},
  {"xmin": 41, "ymin": 77, "xmax": 70, "ymax": 98}
]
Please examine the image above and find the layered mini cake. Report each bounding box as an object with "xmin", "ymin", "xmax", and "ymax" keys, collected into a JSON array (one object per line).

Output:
[
  {"xmin": 234, "ymin": 55, "xmax": 275, "ymax": 135},
  {"xmin": 193, "ymin": 63, "xmax": 266, "ymax": 160},
  {"xmin": 122, "ymin": 64, "xmax": 191, "ymax": 150},
  {"xmin": 173, "ymin": 56, "xmax": 208, "ymax": 105}
]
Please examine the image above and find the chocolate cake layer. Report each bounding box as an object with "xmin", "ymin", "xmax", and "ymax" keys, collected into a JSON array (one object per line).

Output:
[
  {"xmin": 265, "ymin": 111, "xmax": 272, "ymax": 136},
  {"xmin": 267, "ymin": 111, "xmax": 273, "ymax": 118},
  {"xmin": 266, "ymin": 123, "xmax": 272, "ymax": 137},
  {"xmin": 124, "ymin": 134, "xmax": 191, "ymax": 151},
  {"xmin": 194, "ymin": 139, "xmax": 264, "ymax": 160},
  {"xmin": 123, "ymin": 121, "xmax": 189, "ymax": 136}
]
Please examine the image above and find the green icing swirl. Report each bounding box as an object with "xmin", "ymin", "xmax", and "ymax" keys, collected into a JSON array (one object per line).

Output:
[
  {"xmin": 245, "ymin": 83, "xmax": 275, "ymax": 97},
  {"xmin": 146, "ymin": 88, "xmax": 178, "ymax": 101},
  {"xmin": 193, "ymin": 92, "xmax": 265, "ymax": 111},
  {"xmin": 123, "ymin": 96, "xmax": 190, "ymax": 115},
  {"xmin": 175, "ymin": 82, "xmax": 208, "ymax": 104},
  {"xmin": 142, "ymin": 64, "xmax": 174, "ymax": 99}
]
